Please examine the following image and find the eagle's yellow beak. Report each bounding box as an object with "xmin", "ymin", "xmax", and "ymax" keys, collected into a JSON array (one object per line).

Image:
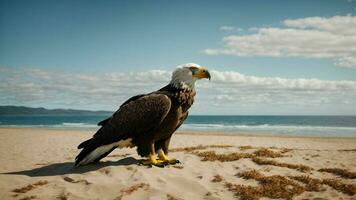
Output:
[{"xmin": 193, "ymin": 67, "xmax": 211, "ymax": 80}]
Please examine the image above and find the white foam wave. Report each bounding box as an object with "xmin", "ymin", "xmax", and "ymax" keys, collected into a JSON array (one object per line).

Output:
[
  {"xmin": 58, "ymin": 122, "xmax": 98, "ymax": 128},
  {"xmin": 0, "ymin": 123, "xmax": 98, "ymax": 129},
  {"xmin": 180, "ymin": 123, "xmax": 356, "ymax": 137},
  {"xmin": 1, "ymin": 122, "xmax": 355, "ymax": 137},
  {"xmin": 62, "ymin": 122, "xmax": 85, "ymax": 126}
]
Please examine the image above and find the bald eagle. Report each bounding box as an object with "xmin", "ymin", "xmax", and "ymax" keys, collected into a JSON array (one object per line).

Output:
[{"xmin": 75, "ymin": 63, "xmax": 211, "ymax": 167}]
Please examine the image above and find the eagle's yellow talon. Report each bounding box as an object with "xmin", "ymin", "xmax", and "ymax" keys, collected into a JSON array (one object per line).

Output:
[
  {"xmin": 141, "ymin": 153, "xmax": 165, "ymax": 167},
  {"xmin": 157, "ymin": 149, "xmax": 180, "ymax": 165}
]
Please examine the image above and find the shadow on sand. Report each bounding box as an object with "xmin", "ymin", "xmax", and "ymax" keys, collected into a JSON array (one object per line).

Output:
[{"xmin": 2, "ymin": 157, "xmax": 140, "ymax": 177}]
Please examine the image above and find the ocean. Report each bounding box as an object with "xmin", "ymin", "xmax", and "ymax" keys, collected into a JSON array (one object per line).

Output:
[{"xmin": 0, "ymin": 115, "xmax": 355, "ymax": 138}]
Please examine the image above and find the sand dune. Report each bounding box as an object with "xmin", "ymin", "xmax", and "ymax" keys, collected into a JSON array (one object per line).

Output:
[{"xmin": 0, "ymin": 128, "xmax": 355, "ymax": 200}]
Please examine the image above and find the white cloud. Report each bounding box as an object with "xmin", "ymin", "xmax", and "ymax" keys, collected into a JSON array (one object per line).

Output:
[
  {"xmin": 0, "ymin": 68, "xmax": 170, "ymax": 110},
  {"xmin": 1, "ymin": 67, "xmax": 356, "ymax": 114},
  {"xmin": 206, "ymin": 15, "xmax": 356, "ymax": 68},
  {"xmin": 209, "ymin": 70, "xmax": 356, "ymax": 91},
  {"xmin": 219, "ymin": 26, "xmax": 243, "ymax": 32},
  {"xmin": 199, "ymin": 70, "xmax": 356, "ymax": 114},
  {"xmin": 220, "ymin": 26, "xmax": 235, "ymax": 31},
  {"xmin": 284, "ymin": 15, "xmax": 356, "ymax": 35},
  {"xmin": 335, "ymin": 56, "xmax": 356, "ymax": 68}
]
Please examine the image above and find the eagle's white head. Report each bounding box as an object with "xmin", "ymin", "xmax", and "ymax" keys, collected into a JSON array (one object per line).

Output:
[{"xmin": 170, "ymin": 63, "xmax": 211, "ymax": 90}]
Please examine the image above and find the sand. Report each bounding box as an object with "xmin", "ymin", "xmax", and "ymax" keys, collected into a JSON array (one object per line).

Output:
[{"xmin": 0, "ymin": 128, "xmax": 355, "ymax": 200}]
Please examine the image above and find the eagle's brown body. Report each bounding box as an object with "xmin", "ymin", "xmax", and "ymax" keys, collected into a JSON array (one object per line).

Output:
[
  {"xmin": 75, "ymin": 84, "xmax": 195, "ymax": 166},
  {"xmin": 140, "ymin": 85, "xmax": 195, "ymax": 155}
]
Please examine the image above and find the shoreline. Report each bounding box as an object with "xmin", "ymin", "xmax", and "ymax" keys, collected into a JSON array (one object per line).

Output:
[{"xmin": 1, "ymin": 127, "xmax": 356, "ymax": 140}]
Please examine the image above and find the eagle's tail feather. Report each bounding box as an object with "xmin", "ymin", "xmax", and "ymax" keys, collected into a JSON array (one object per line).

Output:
[
  {"xmin": 75, "ymin": 143, "xmax": 116, "ymax": 166},
  {"xmin": 75, "ymin": 138, "xmax": 133, "ymax": 167},
  {"xmin": 77, "ymin": 138, "xmax": 92, "ymax": 149}
]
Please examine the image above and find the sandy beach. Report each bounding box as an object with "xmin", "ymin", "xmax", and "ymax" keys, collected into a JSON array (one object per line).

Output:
[{"xmin": 0, "ymin": 128, "xmax": 355, "ymax": 200}]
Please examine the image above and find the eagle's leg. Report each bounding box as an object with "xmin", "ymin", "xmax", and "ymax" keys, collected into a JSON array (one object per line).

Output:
[
  {"xmin": 157, "ymin": 149, "xmax": 180, "ymax": 165},
  {"xmin": 141, "ymin": 143, "xmax": 166, "ymax": 167}
]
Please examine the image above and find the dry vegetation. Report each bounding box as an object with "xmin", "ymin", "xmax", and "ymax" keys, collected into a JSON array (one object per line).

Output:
[
  {"xmin": 63, "ymin": 177, "xmax": 91, "ymax": 185},
  {"xmin": 191, "ymin": 151, "xmax": 253, "ymax": 162},
  {"xmin": 229, "ymin": 169, "xmax": 356, "ymax": 199},
  {"xmin": 252, "ymin": 148, "xmax": 284, "ymax": 158},
  {"xmin": 338, "ymin": 149, "xmax": 356, "ymax": 152},
  {"xmin": 121, "ymin": 183, "xmax": 149, "ymax": 195},
  {"xmin": 126, "ymin": 166, "xmax": 134, "ymax": 171},
  {"xmin": 290, "ymin": 175, "xmax": 356, "ymax": 195},
  {"xmin": 114, "ymin": 183, "xmax": 150, "ymax": 200},
  {"xmin": 280, "ymin": 148, "xmax": 292, "ymax": 153},
  {"xmin": 310, "ymin": 154, "xmax": 320, "ymax": 157},
  {"xmin": 186, "ymin": 145, "xmax": 356, "ymax": 198},
  {"xmin": 180, "ymin": 146, "xmax": 289, "ymax": 163},
  {"xmin": 182, "ymin": 144, "xmax": 356, "ymax": 199},
  {"xmin": 172, "ymin": 165, "xmax": 184, "ymax": 169},
  {"xmin": 35, "ymin": 162, "xmax": 51, "ymax": 166},
  {"xmin": 228, "ymin": 170, "xmax": 305, "ymax": 200},
  {"xmin": 322, "ymin": 179, "xmax": 356, "ymax": 195},
  {"xmin": 252, "ymin": 157, "xmax": 313, "ymax": 172},
  {"xmin": 238, "ymin": 145, "xmax": 253, "ymax": 150},
  {"xmin": 166, "ymin": 194, "xmax": 180, "ymax": 200},
  {"xmin": 211, "ymin": 175, "xmax": 224, "ymax": 183},
  {"xmin": 99, "ymin": 168, "xmax": 111, "ymax": 175},
  {"xmin": 318, "ymin": 168, "xmax": 356, "ymax": 179},
  {"xmin": 170, "ymin": 144, "xmax": 233, "ymax": 152},
  {"xmin": 19, "ymin": 196, "xmax": 37, "ymax": 200},
  {"xmin": 236, "ymin": 169, "xmax": 263, "ymax": 180},
  {"xmin": 289, "ymin": 175, "xmax": 324, "ymax": 191},
  {"xmin": 12, "ymin": 180, "xmax": 48, "ymax": 193},
  {"xmin": 57, "ymin": 192, "xmax": 70, "ymax": 200}
]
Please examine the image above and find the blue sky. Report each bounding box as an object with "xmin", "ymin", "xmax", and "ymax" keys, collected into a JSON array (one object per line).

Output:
[{"xmin": 1, "ymin": 0, "xmax": 356, "ymax": 115}]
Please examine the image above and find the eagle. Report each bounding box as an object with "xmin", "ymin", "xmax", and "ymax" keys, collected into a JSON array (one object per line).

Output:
[{"xmin": 75, "ymin": 63, "xmax": 211, "ymax": 167}]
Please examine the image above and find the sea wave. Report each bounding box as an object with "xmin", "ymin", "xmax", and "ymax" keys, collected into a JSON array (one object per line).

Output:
[
  {"xmin": 55, "ymin": 122, "xmax": 98, "ymax": 129},
  {"xmin": 0, "ymin": 122, "xmax": 98, "ymax": 129},
  {"xmin": 1, "ymin": 122, "xmax": 355, "ymax": 137},
  {"xmin": 180, "ymin": 123, "xmax": 356, "ymax": 137},
  {"xmin": 61, "ymin": 122, "xmax": 96, "ymax": 127}
]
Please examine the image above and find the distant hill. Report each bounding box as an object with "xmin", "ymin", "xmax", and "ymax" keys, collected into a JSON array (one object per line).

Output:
[{"xmin": 0, "ymin": 106, "xmax": 112, "ymax": 116}]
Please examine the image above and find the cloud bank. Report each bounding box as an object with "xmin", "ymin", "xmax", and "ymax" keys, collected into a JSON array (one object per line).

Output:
[
  {"xmin": 1, "ymin": 67, "xmax": 355, "ymax": 114},
  {"xmin": 206, "ymin": 15, "xmax": 356, "ymax": 68}
]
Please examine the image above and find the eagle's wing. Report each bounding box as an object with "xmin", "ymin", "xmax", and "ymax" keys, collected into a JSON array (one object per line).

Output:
[
  {"xmin": 75, "ymin": 93, "xmax": 171, "ymax": 166},
  {"xmin": 97, "ymin": 117, "xmax": 110, "ymax": 126},
  {"xmin": 105, "ymin": 93, "xmax": 171, "ymax": 136},
  {"xmin": 97, "ymin": 94, "xmax": 146, "ymax": 126}
]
